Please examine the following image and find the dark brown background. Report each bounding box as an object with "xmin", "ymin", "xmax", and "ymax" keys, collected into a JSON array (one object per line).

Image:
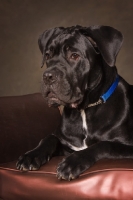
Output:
[{"xmin": 0, "ymin": 0, "xmax": 133, "ymax": 96}]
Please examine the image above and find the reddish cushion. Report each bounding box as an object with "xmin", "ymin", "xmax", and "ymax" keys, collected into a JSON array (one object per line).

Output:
[{"xmin": 1, "ymin": 157, "xmax": 133, "ymax": 200}]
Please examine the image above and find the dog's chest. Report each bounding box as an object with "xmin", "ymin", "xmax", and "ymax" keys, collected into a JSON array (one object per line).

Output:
[{"xmin": 60, "ymin": 109, "xmax": 88, "ymax": 151}]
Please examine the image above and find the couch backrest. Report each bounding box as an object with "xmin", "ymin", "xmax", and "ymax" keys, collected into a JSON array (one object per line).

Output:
[{"xmin": 0, "ymin": 93, "xmax": 61, "ymax": 163}]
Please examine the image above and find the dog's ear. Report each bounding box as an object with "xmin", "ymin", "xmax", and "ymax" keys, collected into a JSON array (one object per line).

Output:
[
  {"xmin": 79, "ymin": 25, "xmax": 123, "ymax": 67},
  {"xmin": 38, "ymin": 27, "xmax": 64, "ymax": 67}
]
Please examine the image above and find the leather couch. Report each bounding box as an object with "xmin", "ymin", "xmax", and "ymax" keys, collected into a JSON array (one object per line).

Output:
[{"xmin": 1, "ymin": 93, "xmax": 133, "ymax": 200}]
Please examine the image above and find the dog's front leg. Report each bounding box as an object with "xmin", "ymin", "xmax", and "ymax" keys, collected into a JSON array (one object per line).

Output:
[
  {"xmin": 57, "ymin": 141, "xmax": 133, "ymax": 181},
  {"xmin": 57, "ymin": 146, "xmax": 95, "ymax": 181},
  {"xmin": 16, "ymin": 134, "xmax": 61, "ymax": 171}
]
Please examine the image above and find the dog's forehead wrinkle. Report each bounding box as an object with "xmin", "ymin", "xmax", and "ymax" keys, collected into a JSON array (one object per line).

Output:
[{"xmin": 49, "ymin": 32, "xmax": 84, "ymax": 52}]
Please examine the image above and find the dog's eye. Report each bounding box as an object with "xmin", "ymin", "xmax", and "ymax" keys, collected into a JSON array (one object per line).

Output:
[
  {"xmin": 66, "ymin": 45, "xmax": 69, "ymax": 51},
  {"xmin": 50, "ymin": 47, "xmax": 53, "ymax": 52},
  {"xmin": 70, "ymin": 53, "xmax": 79, "ymax": 60},
  {"xmin": 45, "ymin": 53, "xmax": 50, "ymax": 60}
]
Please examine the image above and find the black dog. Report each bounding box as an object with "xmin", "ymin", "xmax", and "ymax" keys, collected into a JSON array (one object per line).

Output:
[{"xmin": 16, "ymin": 25, "xmax": 133, "ymax": 181}]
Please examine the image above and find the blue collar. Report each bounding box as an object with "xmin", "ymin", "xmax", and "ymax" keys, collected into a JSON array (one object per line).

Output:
[{"xmin": 87, "ymin": 76, "xmax": 120, "ymax": 108}]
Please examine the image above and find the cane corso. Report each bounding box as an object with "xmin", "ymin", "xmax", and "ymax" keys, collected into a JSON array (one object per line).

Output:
[{"xmin": 16, "ymin": 25, "xmax": 133, "ymax": 181}]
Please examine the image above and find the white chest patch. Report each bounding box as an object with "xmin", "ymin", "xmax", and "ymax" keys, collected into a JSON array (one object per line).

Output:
[
  {"xmin": 80, "ymin": 109, "xmax": 88, "ymax": 149},
  {"xmin": 80, "ymin": 109, "xmax": 88, "ymax": 131},
  {"xmin": 65, "ymin": 109, "xmax": 88, "ymax": 151}
]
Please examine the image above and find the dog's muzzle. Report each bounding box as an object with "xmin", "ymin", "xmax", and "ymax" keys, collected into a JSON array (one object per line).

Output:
[{"xmin": 42, "ymin": 68, "xmax": 84, "ymax": 108}]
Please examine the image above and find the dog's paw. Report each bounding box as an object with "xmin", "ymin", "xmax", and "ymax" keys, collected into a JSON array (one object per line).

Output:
[
  {"xmin": 56, "ymin": 153, "xmax": 89, "ymax": 181},
  {"xmin": 16, "ymin": 153, "xmax": 50, "ymax": 171}
]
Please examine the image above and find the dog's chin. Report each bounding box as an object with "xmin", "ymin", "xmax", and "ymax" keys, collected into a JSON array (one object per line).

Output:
[
  {"xmin": 47, "ymin": 97, "xmax": 62, "ymax": 107},
  {"xmin": 47, "ymin": 97, "xmax": 82, "ymax": 109},
  {"xmin": 44, "ymin": 91, "xmax": 83, "ymax": 108}
]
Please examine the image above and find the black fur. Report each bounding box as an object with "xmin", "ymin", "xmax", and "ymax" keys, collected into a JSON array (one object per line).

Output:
[{"xmin": 17, "ymin": 25, "xmax": 133, "ymax": 181}]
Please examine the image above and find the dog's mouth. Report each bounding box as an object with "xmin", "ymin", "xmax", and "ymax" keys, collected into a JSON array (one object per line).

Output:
[
  {"xmin": 47, "ymin": 92, "xmax": 57, "ymax": 100},
  {"xmin": 45, "ymin": 91, "xmax": 83, "ymax": 108},
  {"xmin": 46, "ymin": 91, "xmax": 60, "ymax": 107}
]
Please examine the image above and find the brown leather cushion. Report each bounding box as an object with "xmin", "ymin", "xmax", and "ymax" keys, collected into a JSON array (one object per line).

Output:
[{"xmin": 1, "ymin": 158, "xmax": 133, "ymax": 200}]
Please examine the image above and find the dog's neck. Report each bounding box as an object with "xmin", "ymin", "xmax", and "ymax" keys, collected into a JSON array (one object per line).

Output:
[
  {"xmin": 58, "ymin": 63, "xmax": 118, "ymax": 114},
  {"xmin": 80, "ymin": 63, "xmax": 118, "ymax": 110}
]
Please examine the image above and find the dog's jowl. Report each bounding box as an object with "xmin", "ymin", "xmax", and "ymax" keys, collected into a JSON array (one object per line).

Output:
[{"xmin": 16, "ymin": 25, "xmax": 133, "ymax": 181}]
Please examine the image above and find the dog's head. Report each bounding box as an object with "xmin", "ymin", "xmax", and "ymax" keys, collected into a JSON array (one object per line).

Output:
[{"xmin": 38, "ymin": 25, "xmax": 123, "ymax": 108}]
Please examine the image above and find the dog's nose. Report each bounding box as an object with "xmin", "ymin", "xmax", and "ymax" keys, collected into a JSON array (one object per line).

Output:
[{"xmin": 43, "ymin": 71, "xmax": 56, "ymax": 84}]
